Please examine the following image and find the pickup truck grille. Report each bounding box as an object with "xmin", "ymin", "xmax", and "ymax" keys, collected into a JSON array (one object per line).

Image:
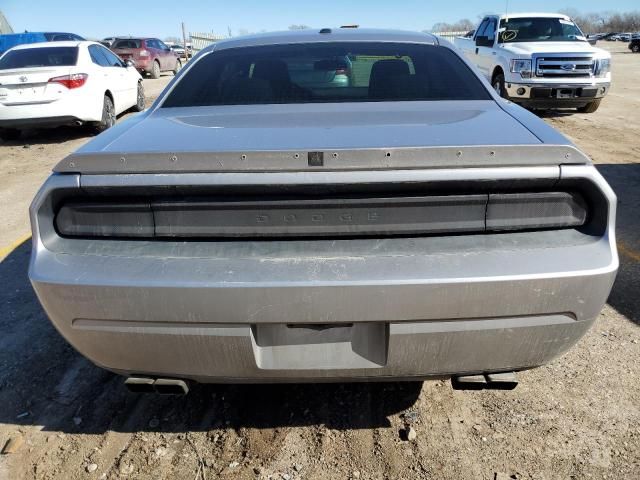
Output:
[{"xmin": 535, "ymin": 56, "xmax": 595, "ymax": 78}]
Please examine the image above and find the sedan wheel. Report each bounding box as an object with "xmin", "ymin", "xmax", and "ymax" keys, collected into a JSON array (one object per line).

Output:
[
  {"xmin": 95, "ymin": 95, "xmax": 116, "ymax": 133},
  {"xmin": 151, "ymin": 60, "xmax": 161, "ymax": 79},
  {"xmin": 133, "ymin": 82, "xmax": 145, "ymax": 112},
  {"xmin": 173, "ymin": 59, "xmax": 182, "ymax": 75},
  {"xmin": 493, "ymin": 74, "xmax": 506, "ymax": 98},
  {"xmin": 633, "ymin": 44, "xmax": 640, "ymax": 53}
]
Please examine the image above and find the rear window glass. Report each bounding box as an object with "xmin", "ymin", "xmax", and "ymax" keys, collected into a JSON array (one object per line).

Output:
[
  {"xmin": 162, "ymin": 42, "xmax": 490, "ymax": 107},
  {"xmin": 45, "ymin": 33, "xmax": 84, "ymax": 41},
  {"xmin": 0, "ymin": 46, "xmax": 78, "ymax": 69},
  {"xmin": 113, "ymin": 39, "xmax": 142, "ymax": 49}
]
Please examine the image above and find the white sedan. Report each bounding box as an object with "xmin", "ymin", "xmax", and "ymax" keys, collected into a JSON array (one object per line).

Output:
[{"xmin": 0, "ymin": 41, "xmax": 144, "ymax": 140}]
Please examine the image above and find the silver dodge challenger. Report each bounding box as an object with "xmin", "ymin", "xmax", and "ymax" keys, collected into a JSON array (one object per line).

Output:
[{"xmin": 29, "ymin": 28, "xmax": 618, "ymax": 394}]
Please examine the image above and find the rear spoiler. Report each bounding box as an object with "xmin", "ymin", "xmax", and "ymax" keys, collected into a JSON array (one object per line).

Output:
[{"xmin": 55, "ymin": 145, "xmax": 590, "ymax": 174}]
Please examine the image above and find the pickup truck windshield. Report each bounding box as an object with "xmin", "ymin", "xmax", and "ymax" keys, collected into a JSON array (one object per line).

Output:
[
  {"xmin": 161, "ymin": 42, "xmax": 490, "ymax": 107},
  {"xmin": 499, "ymin": 17, "xmax": 587, "ymax": 43}
]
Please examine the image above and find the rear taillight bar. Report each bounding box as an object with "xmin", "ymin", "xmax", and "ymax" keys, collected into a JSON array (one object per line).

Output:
[
  {"xmin": 48, "ymin": 73, "xmax": 88, "ymax": 89},
  {"xmin": 55, "ymin": 191, "xmax": 588, "ymax": 240}
]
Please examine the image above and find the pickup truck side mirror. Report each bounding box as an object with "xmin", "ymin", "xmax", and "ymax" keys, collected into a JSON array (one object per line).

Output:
[{"xmin": 475, "ymin": 36, "xmax": 494, "ymax": 47}]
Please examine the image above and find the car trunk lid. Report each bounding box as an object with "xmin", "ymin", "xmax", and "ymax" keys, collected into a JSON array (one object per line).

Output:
[
  {"xmin": 56, "ymin": 100, "xmax": 589, "ymax": 173},
  {"xmin": 0, "ymin": 67, "xmax": 71, "ymax": 105}
]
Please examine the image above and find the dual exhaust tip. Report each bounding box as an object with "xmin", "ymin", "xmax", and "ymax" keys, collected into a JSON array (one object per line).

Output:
[
  {"xmin": 125, "ymin": 372, "xmax": 517, "ymax": 394},
  {"xmin": 124, "ymin": 377, "xmax": 189, "ymax": 395}
]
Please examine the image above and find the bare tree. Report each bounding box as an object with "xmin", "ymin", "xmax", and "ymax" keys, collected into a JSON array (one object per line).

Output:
[
  {"xmin": 288, "ymin": 25, "xmax": 311, "ymax": 30},
  {"xmin": 429, "ymin": 19, "xmax": 474, "ymax": 33},
  {"xmin": 429, "ymin": 10, "xmax": 640, "ymax": 35}
]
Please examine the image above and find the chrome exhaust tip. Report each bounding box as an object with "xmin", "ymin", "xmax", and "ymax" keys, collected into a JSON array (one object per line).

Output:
[
  {"xmin": 154, "ymin": 378, "xmax": 189, "ymax": 395},
  {"xmin": 124, "ymin": 377, "xmax": 155, "ymax": 393},
  {"xmin": 123, "ymin": 377, "xmax": 189, "ymax": 395}
]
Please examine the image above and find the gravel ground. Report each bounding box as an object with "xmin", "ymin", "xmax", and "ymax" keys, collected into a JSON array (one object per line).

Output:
[{"xmin": 0, "ymin": 44, "xmax": 638, "ymax": 480}]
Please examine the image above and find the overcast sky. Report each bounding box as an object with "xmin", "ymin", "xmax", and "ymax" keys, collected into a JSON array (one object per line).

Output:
[{"xmin": 3, "ymin": 0, "xmax": 638, "ymax": 39}]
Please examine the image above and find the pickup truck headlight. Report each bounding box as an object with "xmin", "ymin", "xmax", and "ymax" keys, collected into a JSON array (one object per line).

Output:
[
  {"xmin": 510, "ymin": 59, "xmax": 532, "ymax": 79},
  {"xmin": 596, "ymin": 58, "xmax": 611, "ymax": 77}
]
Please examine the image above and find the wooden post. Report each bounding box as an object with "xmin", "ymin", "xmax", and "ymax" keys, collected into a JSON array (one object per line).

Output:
[{"xmin": 181, "ymin": 22, "xmax": 188, "ymax": 60}]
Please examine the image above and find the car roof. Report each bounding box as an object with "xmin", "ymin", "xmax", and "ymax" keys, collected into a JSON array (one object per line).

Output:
[
  {"xmin": 9, "ymin": 40, "xmax": 99, "ymax": 50},
  {"xmin": 0, "ymin": 31, "xmax": 77, "ymax": 37},
  {"xmin": 112, "ymin": 37, "xmax": 155, "ymax": 41},
  {"xmin": 203, "ymin": 28, "xmax": 438, "ymax": 53},
  {"xmin": 490, "ymin": 12, "xmax": 572, "ymax": 20}
]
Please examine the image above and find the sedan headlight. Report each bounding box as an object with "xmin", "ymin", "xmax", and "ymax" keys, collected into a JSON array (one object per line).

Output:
[
  {"xmin": 596, "ymin": 58, "xmax": 611, "ymax": 77},
  {"xmin": 510, "ymin": 59, "xmax": 532, "ymax": 79}
]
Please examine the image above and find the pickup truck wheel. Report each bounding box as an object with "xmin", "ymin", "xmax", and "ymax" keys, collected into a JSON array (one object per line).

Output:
[
  {"xmin": 492, "ymin": 73, "xmax": 507, "ymax": 99},
  {"xmin": 151, "ymin": 60, "xmax": 161, "ymax": 79},
  {"xmin": 0, "ymin": 128, "xmax": 21, "ymax": 141},
  {"xmin": 94, "ymin": 95, "xmax": 116, "ymax": 133},
  {"xmin": 577, "ymin": 99, "xmax": 602, "ymax": 114},
  {"xmin": 632, "ymin": 44, "xmax": 640, "ymax": 53},
  {"xmin": 132, "ymin": 82, "xmax": 145, "ymax": 112},
  {"xmin": 172, "ymin": 59, "xmax": 182, "ymax": 75}
]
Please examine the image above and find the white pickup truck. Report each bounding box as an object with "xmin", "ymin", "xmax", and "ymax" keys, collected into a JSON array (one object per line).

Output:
[{"xmin": 455, "ymin": 13, "xmax": 611, "ymax": 113}]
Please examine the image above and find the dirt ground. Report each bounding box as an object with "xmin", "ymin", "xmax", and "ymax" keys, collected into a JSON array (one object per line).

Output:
[{"xmin": 0, "ymin": 44, "xmax": 639, "ymax": 480}]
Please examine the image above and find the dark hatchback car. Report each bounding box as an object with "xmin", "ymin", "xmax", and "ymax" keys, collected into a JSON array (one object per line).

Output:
[{"xmin": 110, "ymin": 38, "xmax": 181, "ymax": 78}]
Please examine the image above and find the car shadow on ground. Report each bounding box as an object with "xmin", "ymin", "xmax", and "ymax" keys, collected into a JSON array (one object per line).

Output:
[
  {"xmin": 597, "ymin": 163, "xmax": 640, "ymax": 326},
  {"xmin": 0, "ymin": 126, "xmax": 95, "ymax": 147},
  {"xmin": 0, "ymin": 240, "xmax": 421, "ymax": 435},
  {"xmin": 535, "ymin": 110, "xmax": 583, "ymax": 119}
]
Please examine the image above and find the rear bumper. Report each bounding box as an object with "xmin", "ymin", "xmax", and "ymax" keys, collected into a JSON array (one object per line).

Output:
[
  {"xmin": 0, "ymin": 95, "xmax": 102, "ymax": 126},
  {"xmin": 134, "ymin": 58, "xmax": 153, "ymax": 73},
  {"xmin": 28, "ymin": 166, "xmax": 618, "ymax": 382},
  {"xmin": 0, "ymin": 115, "xmax": 81, "ymax": 129},
  {"xmin": 98, "ymin": 315, "xmax": 595, "ymax": 383}
]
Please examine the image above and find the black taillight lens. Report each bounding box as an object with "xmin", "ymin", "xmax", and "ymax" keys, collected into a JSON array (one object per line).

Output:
[
  {"xmin": 55, "ymin": 191, "xmax": 588, "ymax": 240},
  {"xmin": 486, "ymin": 192, "xmax": 588, "ymax": 231},
  {"xmin": 56, "ymin": 202, "xmax": 154, "ymax": 237}
]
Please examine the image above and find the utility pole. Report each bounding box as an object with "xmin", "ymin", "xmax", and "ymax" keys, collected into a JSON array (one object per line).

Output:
[{"xmin": 181, "ymin": 22, "xmax": 188, "ymax": 60}]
